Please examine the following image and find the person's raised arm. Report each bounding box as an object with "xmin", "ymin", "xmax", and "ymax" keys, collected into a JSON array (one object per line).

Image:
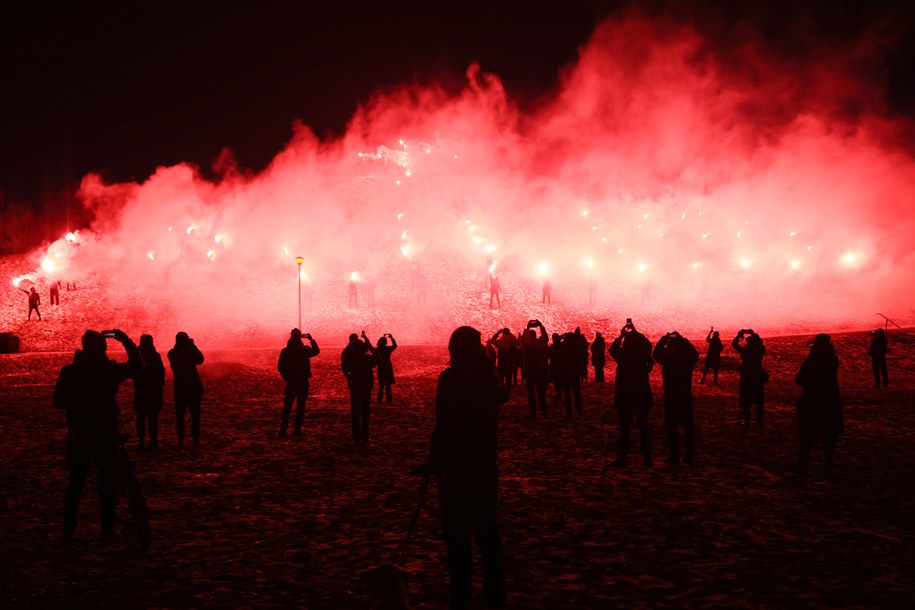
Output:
[{"xmin": 389, "ymin": 334, "xmax": 397, "ymax": 350}]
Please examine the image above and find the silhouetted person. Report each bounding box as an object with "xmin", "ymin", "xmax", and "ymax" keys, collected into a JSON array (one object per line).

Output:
[
  {"xmin": 133, "ymin": 334, "xmax": 165, "ymax": 450},
  {"xmin": 653, "ymin": 332, "xmax": 699, "ymax": 465},
  {"xmin": 590, "ymin": 332, "xmax": 606, "ymax": 383},
  {"xmin": 426, "ymin": 326, "xmax": 507, "ymax": 609},
  {"xmin": 348, "ymin": 279, "xmax": 359, "ymax": 308},
  {"xmin": 557, "ymin": 332, "xmax": 584, "ymax": 417},
  {"xmin": 541, "ymin": 278, "xmax": 552, "ymax": 304},
  {"xmin": 732, "ymin": 329, "xmax": 767, "ymax": 427},
  {"xmin": 512, "ymin": 332, "xmax": 523, "ymax": 385},
  {"xmin": 795, "ymin": 334, "xmax": 843, "ymax": 479},
  {"xmin": 278, "ymin": 329, "xmax": 320, "ymax": 436},
  {"xmin": 699, "ymin": 328, "xmax": 723, "ymax": 385},
  {"xmin": 50, "ymin": 280, "xmax": 61, "ymax": 305},
  {"xmin": 869, "ymin": 328, "xmax": 888, "ymax": 389},
  {"xmin": 575, "ymin": 327, "xmax": 589, "ymax": 382},
  {"xmin": 548, "ymin": 332, "xmax": 563, "ymax": 399},
  {"xmin": 610, "ymin": 319, "xmax": 654, "ymax": 467},
  {"xmin": 53, "ymin": 329, "xmax": 143, "ymax": 543},
  {"xmin": 490, "ymin": 328, "xmax": 518, "ymax": 392},
  {"xmin": 520, "ymin": 320, "xmax": 549, "ymax": 418},
  {"xmin": 375, "ymin": 333, "xmax": 397, "ymax": 403},
  {"xmin": 488, "ymin": 274, "xmax": 501, "ymax": 309},
  {"xmin": 342, "ymin": 332, "xmax": 376, "ymax": 444},
  {"xmin": 21, "ymin": 286, "xmax": 41, "ymax": 320},
  {"xmin": 168, "ymin": 332, "xmax": 204, "ymax": 447}
]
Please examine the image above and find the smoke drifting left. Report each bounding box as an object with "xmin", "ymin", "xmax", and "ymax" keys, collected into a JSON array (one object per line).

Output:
[{"xmin": 9, "ymin": 9, "xmax": 915, "ymax": 344}]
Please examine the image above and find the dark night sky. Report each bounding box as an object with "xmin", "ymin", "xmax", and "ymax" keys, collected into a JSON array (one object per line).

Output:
[{"xmin": 1, "ymin": 0, "xmax": 913, "ymax": 208}]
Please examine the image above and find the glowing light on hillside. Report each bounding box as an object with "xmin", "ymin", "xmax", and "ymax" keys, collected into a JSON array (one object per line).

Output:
[
  {"xmin": 349, "ymin": 271, "xmax": 362, "ymax": 282},
  {"xmin": 484, "ymin": 244, "xmax": 497, "ymax": 253},
  {"xmin": 537, "ymin": 261, "xmax": 549, "ymax": 277},
  {"xmin": 206, "ymin": 249, "xmax": 216, "ymax": 261},
  {"xmin": 790, "ymin": 260, "xmax": 801, "ymax": 270},
  {"xmin": 147, "ymin": 250, "xmax": 155, "ymax": 261},
  {"xmin": 41, "ymin": 258, "xmax": 55, "ymax": 273},
  {"xmin": 840, "ymin": 251, "xmax": 862, "ymax": 268},
  {"xmin": 739, "ymin": 258, "xmax": 752, "ymax": 269},
  {"xmin": 637, "ymin": 262, "xmax": 649, "ymax": 273},
  {"xmin": 65, "ymin": 232, "xmax": 77, "ymax": 243},
  {"xmin": 214, "ymin": 234, "xmax": 223, "ymax": 244}
]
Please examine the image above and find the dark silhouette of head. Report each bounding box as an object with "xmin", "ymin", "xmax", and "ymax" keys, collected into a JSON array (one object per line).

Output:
[
  {"xmin": 30, "ymin": 287, "xmax": 37, "ymax": 294},
  {"xmin": 712, "ymin": 331, "xmax": 719, "ymax": 340},
  {"xmin": 175, "ymin": 331, "xmax": 190, "ymax": 346},
  {"xmin": 874, "ymin": 328, "xmax": 885, "ymax": 338},
  {"xmin": 81, "ymin": 330, "xmax": 106, "ymax": 357},
  {"xmin": 595, "ymin": 332, "xmax": 602, "ymax": 339},
  {"xmin": 810, "ymin": 333, "xmax": 834, "ymax": 355},
  {"xmin": 139, "ymin": 334, "xmax": 155, "ymax": 350},
  {"xmin": 449, "ymin": 326, "xmax": 484, "ymax": 367},
  {"xmin": 349, "ymin": 333, "xmax": 359, "ymax": 344},
  {"xmin": 290, "ymin": 328, "xmax": 302, "ymax": 340},
  {"xmin": 377, "ymin": 336, "xmax": 388, "ymax": 348}
]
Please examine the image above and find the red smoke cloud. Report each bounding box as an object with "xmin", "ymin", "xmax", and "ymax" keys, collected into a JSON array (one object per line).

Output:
[{"xmin": 24, "ymin": 15, "xmax": 915, "ymax": 343}]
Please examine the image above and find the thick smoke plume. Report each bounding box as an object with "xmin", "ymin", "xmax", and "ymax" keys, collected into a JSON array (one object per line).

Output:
[{"xmin": 18, "ymin": 15, "xmax": 915, "ymax": 344}]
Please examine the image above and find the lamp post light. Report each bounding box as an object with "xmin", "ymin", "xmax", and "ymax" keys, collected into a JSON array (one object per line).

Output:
[{"xmin": 295, "ymin": 256, "xmax": 304, "ymax": 330}]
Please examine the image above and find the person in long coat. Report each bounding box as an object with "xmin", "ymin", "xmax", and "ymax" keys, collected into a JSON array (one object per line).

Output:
[
  {"xmin": 133, "ymin": 334, "xmax": 165, "ymax": 449},
  {"xmin": 699, "ymin": 328, "xmax": 723, "ymax": 384},
  {"xmin": 732, "ymin": 329, "xmax": 767, "ymax": 427},
  {"xmin": 168, "ymin": 331, "xmax": 204, "ymax": 447},
  {"xmin": 342, "ymin": 332, "xmax": 376, "ymax": 444},
  {"xmin": 609, "ymin": 320, "xmax": 654, "ymax": 466},
  {"xmin": 795, "ymin": 334, "xmax": 843, "ymax": 478},
  {"xmin": 375, "ymin": 334, "xmax": 397, "ymax": 403}
]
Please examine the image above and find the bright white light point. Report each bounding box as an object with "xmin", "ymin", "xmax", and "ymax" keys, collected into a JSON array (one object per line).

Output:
[
  {"xmin": 618, "ymin": 248, "xmax": 624, "ymax": 254},
  {"xmin": 395, "ymin": 180, "xmax": 401, "ymax": 186},
  {"xmin": 637, "ymin": 262, "xmax": 649, "ymax": 272},
  {"xmin": 399, "ymin": 139, "xmax": 404, "ymax": 145},
  {"xmin": 591, "ymin": 226, "xmax": 598, "ymax": 231},
  {"xmin": 807, "ymin": 245, "xmax": 814, "ymax": 251},
  {"xmin": 187, "ymin": 226, "xmax": 194, "ymax": 235},
  {"xmin": 300, "ymin": 269, "xmax": 308, "ymax": 280},
  {"xmin": 582, "ymin": 210, "xmax": 589, "ymax": 217},
  {"xmin": 643, "ymin": 213, "xmax": 650, "ymax": 219},
  {"xmin": 537, "ymin": 262, "xmax": 549, "ymax": 276},
  {"xmin": 739, "ymin": 258, "xmax": 752, "ymax": 269},
  {"xmin": 65, "ymin": 232, "xmax": 76, "ymax": 242},
  {"xmin": 601, "ymin": 237, "xmax": 608, "ymax": 242},
  {"xmin": 12, "ymin": 278, "xmax": 21, "ymax": 287},
  {"xmin": 698, "ymin": 212, "xmax": 704, "ymax": 216},
  {"xmin": 350, "ymin": 271, "xmax": 361, "ymax": 282},
  {"xmin": 397, "ymin": 213, "xmax": 404, "ymax": 220},
  {"xmin": 471, "ymin": 236, "xmax": 483, "ymax": 244},
  {"xmin": 41, "ymin": 258, "xmax": 55, "ymax": 273},
  {"xmin": 464, "ymin": 219, "xmax": 471, "ymax": 224},
  {"xmin": 637, "ymin": 224, "xmax": 643, "ymax": 229},
  {"xmin": 283, "ymin": 247, "xmax": 290, "ymax": 256},
  {"xmin": 681, "ymin": 214, "xmax": 686, "ymax": 220},
  {"xmin": 358, "ymin": 152, "xmax": 363, "ymax": 158},
  {"xmin": 658, "ymin": 233, "xmax": 664, "ymax": 238},
  {"xmin": 206, "ymin": 250, "xmax": 216, "ymax": 260},
  {"xmin": 401, "ymin": 230, "xmax": 408, "ymax": 240},
  {"xmin": 702, "ymin": 233, "xmax": 709, "ymax": 239},
  {"xmin": 737, "ymin": 231, "xmax": 743, "ymax": 238},
  {"xmin": 214, "ymin": 234, "xmax": 223, "ymax": 244},
  {"xmin": 692, "ymin": 262, "xmax": 701, "ymax": 269},
  {"xmin": 168, "ymin": 227, "xmax": 173, "ymax": 232},
  {"xmin": 453, "ymin": 155, "xmax": 459, "ymax": 159},
  {"xmin": 789, "ymin": 231, "xmax": 797, "ymax": 237},
  {"xmin": 425, "ymin": 148, "xmax": 431, "ymax": 154},
  {"xmin": 840, "ymin": 251, "xmax": 859, "ymax": 267},
  {"xmin": 468, "ymin": 225, "xmax": 477, "ymax": 233},
  {"xmin": 485, "ymin": 244, "xmax": 496, "ymax": 253},
  {"xmin": 147, "ymin": 251, "xmax": 155, "ymax": 261},
  {"xmin": 790, "ymin": 260, "xmax": 801, "ymax": 270},
  {"xmin": 745, "ymin": 220, "xmax": 750, "ymax": 224},
  {"xmin": 405, "ymin": 171, "xmax": 412, "ymax": 177},
  {"xmin": 400, "ymin": 245, "xmax": 411, "ymax": 258},
  {"xmin": 585, "ymin": 259, "xmax": 594, "ymax": 269}
]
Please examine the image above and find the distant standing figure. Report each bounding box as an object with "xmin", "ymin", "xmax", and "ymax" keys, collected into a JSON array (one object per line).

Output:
[
  {"xmin": 168, "ymin": 332, "xmax": 204, "ymax": 447},
  {"xmin": 575, "ymin": 327, "xmax": 589, "ymax": 382},
  {"xmin": 558, "ymin": 333, "xmax": 583, "ymax": 417},
  {"xmin": 341, "ymin": 332, "xmax": 376, "ymax": 444},
  {"xmin": 699, "ymin": 328, "xmax": 724, "ymax": 384},
  {"xmin": 732, "ymin": 329, "xmax": 767, "ymax": 427},
  {"xmin": 653, "ymin": 332, "xmax": 699, "ymax": 465},
  {"xmin": 348, "ymin": 280, "xmax": 359, "ymax": 308},
  {"xmin": 795, "ymin": 334, "xmax": 843, "ymax": 478},
  {"xmin": 375, "ymin": 333, "xmax": 398, "ymax": 403},
  {"xmin": 425, "ymin": 326, "xmax": 507, "ymax": 609},
  {"xmin": 50, "ymin": 281, "xmax": 61, "ymax": 305},
  {"xmin": 277, "ymin": 329, "xmax": 320, "ymax": 436},
  {"xmin": 869, "ymin": 328, "xmax": 888, "ymax": 389},
  {"xmin": 590, "ymin": 332, "xmax": 606, "ymax": 383},
  {"xmin": 21, "ymin": 286, "xmax": 41, "ymax": 320},
  {"xmin": 133, "ymin": 334, "xmax": 165, "ymax": 450},
  {"xmin": 489, "ymin": 275, "xmax": 501, "ymax": 310},
  {"xmin": 610, "ymin": 319, "xmax": 654, "ymax": 467},
  {"xmin": 541, "ymin": 279, "xmax": 552, "ymax": 304},
  {"xmin": 53, "ymin": 329, "xmax": 143, "ymax": 543}
]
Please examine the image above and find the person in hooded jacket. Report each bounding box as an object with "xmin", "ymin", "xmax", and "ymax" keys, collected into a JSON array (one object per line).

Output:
[
  {"xmin": 53, "ymin": 329, "xmax": 143, "ymax": 543},
  {"xmin": 795, "ymin": 334, "xmax": 843, "ymax": 479},
  {"xmin": 426, "ymin": 326, "xmax": 508, "ymax": 609},
  {"xmin": 653, "ymin": 332, "xmax": 699, "ymax": 465},
  {"xmin": 342, "ymin": 332, "xmax": 376, "ymax": 444},
  {"xmin": 278, "ymin": 329, "xmax": 320, "ymax": 436},
  {"xmin": 133, "ymin": 334, "xmax": 165, "ymax": 449},
  {"xmin": 168, "ymin": 332, "xmax": 205, "ymax": 447},
  {"xmin": 610, "ymin": 320, "xmax": 654, "ymax": 467}
]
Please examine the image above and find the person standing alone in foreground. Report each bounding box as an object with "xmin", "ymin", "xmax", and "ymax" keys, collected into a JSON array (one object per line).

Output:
[
  {"xmin": 610, "ymin": 319, "xmax": 654, "ymax": 467},
  {"xmin": 426, "ymin": 326, "xmax": 507, "ymax": 609},
  {"xmin": 795, "ymin": 334, "xmax": 843, "ymax": 479},
  {"xmin": 168, "ymin": 332, "xmax": 204, "ymax": 447},
  {"xmin": 278, "ymin": 329, "xmax": 320, "ymax": 436},
  {"xmin": 53, "ymin": 329, "xmax": 144, "ymax": 543}
]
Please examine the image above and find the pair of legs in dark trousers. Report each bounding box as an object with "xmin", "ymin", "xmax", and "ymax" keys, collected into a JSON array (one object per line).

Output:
[
  {"xmin": 663, "ymin": 400, "xmax": 695, "ymax": 464},
  {"xmin": 616, "ymin": 407, "xmax": 651, "ymax": 465},
  {"xmin": 349, "ymin": 388, "xmax": 371, "ymax": 443},
  {"xmin": 377, "ymin": 384, "xmax": 392, "ymax": 403},
  {"xmin": 525, "ymin": 377, "xmax": 548, "ymax": 417},
  {"xmin": 135, "ymin": 410, "xmax": 160, "ymax": 448},
  {"xmin": 64, "ymin": 441, "xmax": 117, "ymax": 541},
  {"xmin": 593, "ymin": 365, "xmax": 605, "ymax": 383},
  {"xmin": 739, "ymin": 380, "xmax": 764, "ymax": 427},
  {"xmin": 28, "ymin": 305, "xmax": 41, "ymax": 320},
  {"xmin": 175, "ymin": 392, "xmax": 202, "ymax": 446},
  {"xmin": 698, "ymin": 363, "xmax": 718, "ymax": 384},
  {"xmin": 442, "ymin": 495, "xmax": 505, "ymax": 609},
  {"xmin": 871, "ymin": 357, "xmax": 888, "ymax": 388},
  {"xmin": 798, "ymin": 435, "xmax": 837, "ymax": 477},
  {"xmin": 560, "ymin": 378, "xmax": 582, "ymax": 416},
  {"xmin": 281, "ymin": 381, "xmax": 309, "ymax": 434}
]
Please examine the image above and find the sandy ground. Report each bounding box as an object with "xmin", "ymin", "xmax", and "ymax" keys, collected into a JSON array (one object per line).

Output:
[{"xmin": 1, "ymin": 330, "xmax": 913, "ymax": 609}]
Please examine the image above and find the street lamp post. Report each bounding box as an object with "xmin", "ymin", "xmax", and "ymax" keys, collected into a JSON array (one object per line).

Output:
[{"xmin": 295, "ymin": 256, "xmax": 304, "ymax": 330}]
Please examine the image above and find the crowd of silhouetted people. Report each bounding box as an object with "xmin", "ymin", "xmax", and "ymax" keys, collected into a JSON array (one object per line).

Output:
[{"xmin": 49, "ymin": 317, "xmax": 895, "ymax": 609}]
